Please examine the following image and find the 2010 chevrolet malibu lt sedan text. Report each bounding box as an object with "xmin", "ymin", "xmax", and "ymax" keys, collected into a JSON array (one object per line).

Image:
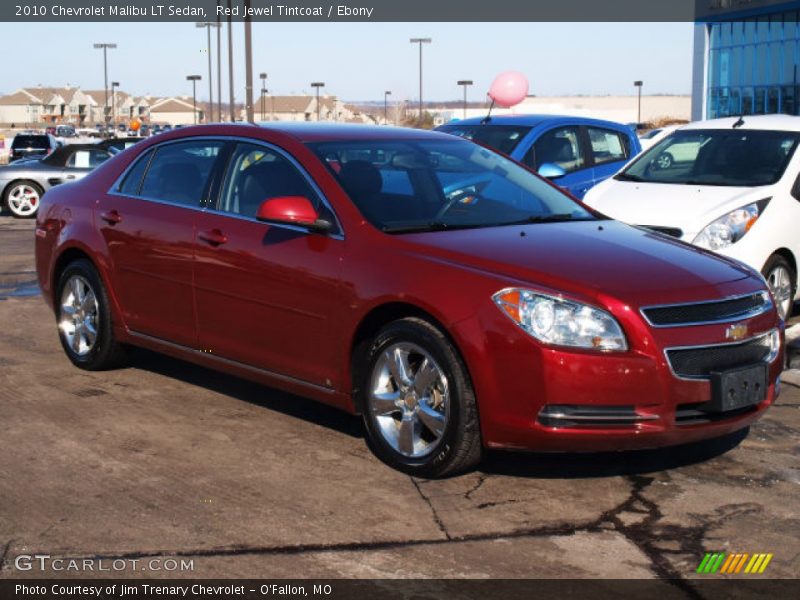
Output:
[{"xmin": 35, "ymin": 123, "xmax": 784, "ymax": 477}]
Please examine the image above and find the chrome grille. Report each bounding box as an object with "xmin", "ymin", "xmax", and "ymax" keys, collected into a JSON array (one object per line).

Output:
[{"xmin": 642, "ymin": 292, "xmax": 771, "ymax": 327}]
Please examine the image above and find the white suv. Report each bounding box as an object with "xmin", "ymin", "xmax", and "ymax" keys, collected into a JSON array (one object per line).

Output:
[{"xmin": 584, "ymin": 115, "xmax": 800, "ymax": 319}]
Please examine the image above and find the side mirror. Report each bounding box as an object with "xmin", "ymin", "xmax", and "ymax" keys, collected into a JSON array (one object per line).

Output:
[
  {"xmin": 538, "ymin": 163, "xmax": 567, "ymax": 179},
  {"xmin": 255, "ymin": 196, "xmax": 331, "ymax": 233}
]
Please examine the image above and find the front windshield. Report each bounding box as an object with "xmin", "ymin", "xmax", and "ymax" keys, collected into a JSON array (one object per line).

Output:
[
  {"xmin": 309, "ymin": 139, "xmax": 595, "ymax": 233},
  {"xmin": 619, "ymin": 129, "xmax": 798, "ymax": 187},
  {"xmin": 436, "ymin": 124, "xmax": 531, "ymax": 155}
]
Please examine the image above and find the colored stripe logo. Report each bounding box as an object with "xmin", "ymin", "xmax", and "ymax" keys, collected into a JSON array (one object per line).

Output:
[{"xmin": 697, "ymin": 552, "xmax": 773, "ymax": 574}]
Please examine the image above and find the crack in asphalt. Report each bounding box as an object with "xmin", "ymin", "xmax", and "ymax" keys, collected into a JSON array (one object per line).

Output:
[
  {"xmin": 410, "ymin": 476, "xmax": 452, "ymax": 540},
  {"xmin": 464, "ymin": 474, "xmax": 487, "ymax": 500},
  {"xmin": 3, "ymin": 475, "xmax": 760, "ymax": 594},
  {"xmin": 0, "ymin": 539, "xmax": 13, "ymax": 573}
]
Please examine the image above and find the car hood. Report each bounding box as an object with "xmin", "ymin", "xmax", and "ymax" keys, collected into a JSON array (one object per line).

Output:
[
  {"xmin": 583, "ymin": 179, "xmax": 774, "ymax": 237},
  {"xmin": 402, "ymin": 220, "xmax": 752, "ymax": 304}
]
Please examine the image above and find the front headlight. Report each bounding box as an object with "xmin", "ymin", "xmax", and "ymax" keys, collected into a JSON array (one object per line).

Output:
[
  {"xmin": 693, "ymin": 199, "xmax": 770, "ymax": 251},
  {"xmin": 493, "ymin": 289, "xmax": 628, "ymax": 351}
]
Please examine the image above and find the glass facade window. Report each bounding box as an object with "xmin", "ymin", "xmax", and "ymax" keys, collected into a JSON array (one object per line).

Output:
[{"xmin": 707, "ymin": 10, "xmax": 800, "ymax": 118}]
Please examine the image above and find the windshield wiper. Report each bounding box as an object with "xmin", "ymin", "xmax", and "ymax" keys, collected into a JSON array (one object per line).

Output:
[
  {"xmin": 382, "ymin": 221, "xmax": 467, "ymax": 234},
  {"xmin": 614, "ymin": 172, "xmax": 644, "ymax": 182},
  {"xmin": 506, "ymin": 213, "xmax": 584, "ymax": 225}
]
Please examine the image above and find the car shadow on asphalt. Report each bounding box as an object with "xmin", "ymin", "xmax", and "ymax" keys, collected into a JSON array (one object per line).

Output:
[{"xmin": 128, "ymin": 348, "xmax": 749, "ymax": 479}]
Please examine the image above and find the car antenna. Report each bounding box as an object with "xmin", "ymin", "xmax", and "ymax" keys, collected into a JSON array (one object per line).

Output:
[
  {"xmin": 481, "ymin": 99, "xmax": 495, "ymax": 125},
  {"xmin": 732, "ymin": 114, "xmax": 745, "ymax": 128}
]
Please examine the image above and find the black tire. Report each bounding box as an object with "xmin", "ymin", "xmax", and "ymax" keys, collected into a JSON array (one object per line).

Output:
[
  {"xmin": 761, "ymin": 254, "xmax": 796, "ymax": 320},
  {"xmin": 56, "ymin": 259, "xmax": 127, "ymax": 370},
  {"xmin": 3, "ymin": 180, "xmax": 44, "ymax": 219},
  {"xmin": 359, "ymin": 317, "xmax": 482, "ymax": 478}
]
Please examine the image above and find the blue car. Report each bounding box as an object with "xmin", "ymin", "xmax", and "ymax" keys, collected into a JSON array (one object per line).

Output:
[{"xmin": 436, "ymin": 115, "xmax": 641, "ymax": 199}]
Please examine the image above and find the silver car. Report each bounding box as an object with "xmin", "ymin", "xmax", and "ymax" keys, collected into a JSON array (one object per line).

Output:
[{"xmin": 0, "ymin": 144, "xmax": 112, "ymax": 218}]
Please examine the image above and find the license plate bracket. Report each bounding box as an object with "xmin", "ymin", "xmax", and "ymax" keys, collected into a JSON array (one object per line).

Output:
[{"xmin": 709, "ymin": 363, "xmax": 768, "ymax": 413}]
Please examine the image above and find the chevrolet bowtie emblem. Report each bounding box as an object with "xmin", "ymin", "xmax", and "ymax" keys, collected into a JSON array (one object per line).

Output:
[{"xmin": 725, "ymin": 323, "xmax": 748, "ymax": 341}]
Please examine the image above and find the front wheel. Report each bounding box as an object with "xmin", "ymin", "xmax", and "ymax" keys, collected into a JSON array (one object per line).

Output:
[
  {"xmin": 56, "ymin": 259, "xmax": 127, "ymax": 370},
  {"xmin": 762, "ymin": 254, "xmax": 796, "ymax": 320},
  {"xmin": 4, "ymin": 180, "xmax": 44, "ymax": 218},
  {"xmin": 360, "ymin": 317, "xmax": 482, "ymax": 478}
]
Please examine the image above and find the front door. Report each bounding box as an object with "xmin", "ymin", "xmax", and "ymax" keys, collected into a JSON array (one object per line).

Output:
[{"xmin": 193, "ymin": 141, "xmax": 346, "ymax": 389}]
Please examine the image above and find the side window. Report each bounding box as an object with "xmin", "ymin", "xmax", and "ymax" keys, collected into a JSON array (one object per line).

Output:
[
  {"xmin": 218, "ymin": 143, "xmax": 320, "ymax": 219},
  {"xmin": 139, "ymin": 140, "xmax": 223, "ymax": 206},
  {"xmin": 587, "ymin": 127, "xmax": 629, "ymax": 165},
  {"xmin": 118, "ymin": 149, "xmax": 153, "ymax": 196},
  {"xmin": 67, "ymin": 149, "xmax": 111, "ymax": 168},
  {"xmin": 532, "ymin": 127, "xmax": 585, "ymax": 173}
]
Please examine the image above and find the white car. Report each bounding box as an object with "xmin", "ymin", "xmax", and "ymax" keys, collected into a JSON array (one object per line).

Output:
[
  {"xmin": 585, "ymin": 115, "xmax": 800, "ymax": 319},
  {"xmin": 638, "ymin": 124, "xmax": 680, "ymax": 151}
]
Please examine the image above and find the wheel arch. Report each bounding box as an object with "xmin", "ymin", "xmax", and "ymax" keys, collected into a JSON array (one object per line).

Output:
[{"xmin": 347, "ymin": 301, "xmax": 474, "ymax": 414}]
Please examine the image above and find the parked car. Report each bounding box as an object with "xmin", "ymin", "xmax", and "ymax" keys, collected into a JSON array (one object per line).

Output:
[
  {"xmin": 1, "ymin": 144, "xmax": 112, "ymax": 218},
  {"xmin": 9, "ymin": 133, "xmax": 58, "ymax": 163},
  {"xmin": 639, "ymin": 125, "xmax": 680, "ymax": 151},
  {"xmin": 585, "ymin": 115, "xmax": 800, "ymax": 320},
  {"xmin": 35, "ymin": 123, "xmax": 782, "ymax": 477},
  {"xmin": 55, "ymin": 124, "xmax": 78, "ymax": 139},
  {"xmin": 436, "ymin": 115, "xmax": 641, "ymax": 199},
  {"xmin": 150, "ymin": 124, "xmax": 162, "ymax": 135}
]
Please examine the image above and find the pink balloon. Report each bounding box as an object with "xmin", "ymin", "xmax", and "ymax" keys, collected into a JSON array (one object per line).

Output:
[{"xmin": 488, "ymin": 71, "xmax": 529, "ymax": 108}]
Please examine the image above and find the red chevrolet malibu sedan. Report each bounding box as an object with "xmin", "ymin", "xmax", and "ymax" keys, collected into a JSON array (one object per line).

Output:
[{"xmin": 35, "ymin": 123, "xmax": 783, "ymax": 477}]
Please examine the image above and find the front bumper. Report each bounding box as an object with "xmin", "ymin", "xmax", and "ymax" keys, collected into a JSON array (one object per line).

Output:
[{"xmin": 454, "ymin": 286, "xmax": 783, "ymax": 452}]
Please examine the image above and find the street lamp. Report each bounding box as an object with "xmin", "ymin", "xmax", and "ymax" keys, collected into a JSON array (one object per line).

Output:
[
  {"xmin": 634, "ymin": 80, "xmax": 643, "ymax": 125},
  {"xmin": 226, "ymin": 0, "xmax": 235, "ymax": 122},
  {"xmin": 197, "ymin": 22, "xmax": 221, "ymax": 122},
  {"xmin": 216, "ymin": 1, "xmax": 222, "ymax": 121},
  {"xmin": 409, "ymin": 37, "xmax": 432, "ymax": 124},
  {"xmin": 110, "ymin": 81, "xmax": 119, "ymax": 131},
  {"xmin": 384, "ymin": 90, "xmax": 392, "ymax": 125},
  {"xmin": 260, "ymin": 72, "xmax": 267, "ymax": 120},
  {"xmin": 311, "ymin": 82, "xmax": 325, "ymax": 121},
  {"xmin": 244, "ymin": 0, "xmax": 254, "ymax": 123},
  {"xmin": 93, "ymin": 43, "xmax": 117, "ymax": 127},
  {"xmin": 187, "ymin": 75, "xmax": 202, "ymax": 124},
  {"xmin": 457, "ymin": 80, "xmax": 473, "ymax": 119}
]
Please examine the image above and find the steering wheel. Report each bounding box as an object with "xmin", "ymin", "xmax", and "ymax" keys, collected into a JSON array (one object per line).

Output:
[{"xmin": 434, "ymin": 190, "xmax": 476, "ymax": 221}]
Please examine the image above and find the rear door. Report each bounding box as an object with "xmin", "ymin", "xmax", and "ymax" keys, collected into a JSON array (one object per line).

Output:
[
  {"xmin": 585, "ymin": 125, "xmax": 634, "ymax": 187},
  {"xmin": 98, "ymin": 139, "xmax": 225, "ymax": 346},
  {"xmin": 523, "ymin": 126, "xmax": 594, "ymax": 198}
]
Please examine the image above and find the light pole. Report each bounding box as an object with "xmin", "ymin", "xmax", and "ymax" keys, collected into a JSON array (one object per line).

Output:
[
  {"xmin": 457, "ymin": 80, "xmax": 473, "ymax": 119},
  {"xmin": 260, "ymin": 72, "xmax": 267, "ymax": 120},
  {"xmin": 409, "ymin": 37, "xmax": 431, "ymax": 124},
  {"xmin": 227, "ymin": 0, "xmax": 235, "ymax": 121},
  {"xmin": 634, "ymin": 80, "xmax": 643, "ymax": 125},
  {"xmin": 216, "ymin": 2, "xmax": 222, "ymax": 121},
  {"xmin": 244, "ymin": 0, "xmax": 254, "ymax": 123},
  {"xmin": 311, "ymin": 82, "xmax": 325, "ymax": 121},
  {"xmin": 384, "ymin": 90, "xmax": 391, "ymax": 125},
  {"xmin": 93, "ymin": 43, "xmax": 117, "ymax": 127},
  {"xmin": 187, "ymin": 75, "xmax": 202, "ymax": 124},
  {"xmin": 110, "ymin": 81, "xmax": 119, "ymax": 131},
  {"xmin": 197, "ymin": 22, "xmax": 220, "ymax": 122}
]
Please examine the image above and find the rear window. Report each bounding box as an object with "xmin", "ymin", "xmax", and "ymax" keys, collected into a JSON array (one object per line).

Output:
[
  {"xmin": 437, "ymin": 124, "xmax": 531, "ymax": 156},
  {"xmin": 12, "ymin": 135, "xmax": 50, "ymax": 149}
]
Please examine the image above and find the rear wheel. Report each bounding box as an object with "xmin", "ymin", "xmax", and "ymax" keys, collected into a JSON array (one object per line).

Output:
[
  {"xmin": 4, "ymin": 180, "xmax": 43, "ymax": 218},
  {"xmin": 56, "ymin": 259, "xmax": 127, "ymax": 370},
  {"xmin": 360, "ymin": 317, "xmax": 482, "ymax": 478},
  {"xmin": 762, "ymin": 254, "xmax": 796, "ymax": 320}
]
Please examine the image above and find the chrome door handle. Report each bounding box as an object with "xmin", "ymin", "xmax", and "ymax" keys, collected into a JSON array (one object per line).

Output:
[{"xmin": 100, "ymin": 210, "xmax": 122, "ymax": 225}]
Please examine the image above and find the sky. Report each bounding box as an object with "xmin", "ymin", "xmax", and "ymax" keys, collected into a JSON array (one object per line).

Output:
[{"xmin": 0, "ymin": 22, "xmax": 695, "ymax": 102}]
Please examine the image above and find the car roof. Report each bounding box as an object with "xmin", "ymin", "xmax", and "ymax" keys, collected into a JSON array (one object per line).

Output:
[
  {"xmin": 42, "ymin": 144, "xmax": 109, "ymax": 165},
  {"xmin": 680, "ymin": 114, "xmax": 800, "ymax": 132},
  {"xmin": 155, "ymin": 122, "xmax": 458, "ymax": 144},
  {"xmin": 439, "ymin": 114, "xmax": 632, "ymax": 129}
]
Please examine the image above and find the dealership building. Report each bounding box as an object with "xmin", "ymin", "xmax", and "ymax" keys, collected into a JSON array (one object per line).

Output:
[{"xmin": 693, "ymin": 0, "xmax": 800, "ymax": 120}]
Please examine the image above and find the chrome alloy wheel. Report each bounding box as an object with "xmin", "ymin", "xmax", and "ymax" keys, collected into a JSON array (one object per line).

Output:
[
  {"xmin": 59, "ymin": 275, "xmax": 99, "ymax": 356},
  {"xmin": 368, "ymin": 342, "xmax": 450, "ymax": 458},
  {"xmin": 767, "ymin": 265, "xmax": 793, "ymax": 320},
  {"xmin": 7, "ymin": 183, "xmax": 40, "ymax": 217}
]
